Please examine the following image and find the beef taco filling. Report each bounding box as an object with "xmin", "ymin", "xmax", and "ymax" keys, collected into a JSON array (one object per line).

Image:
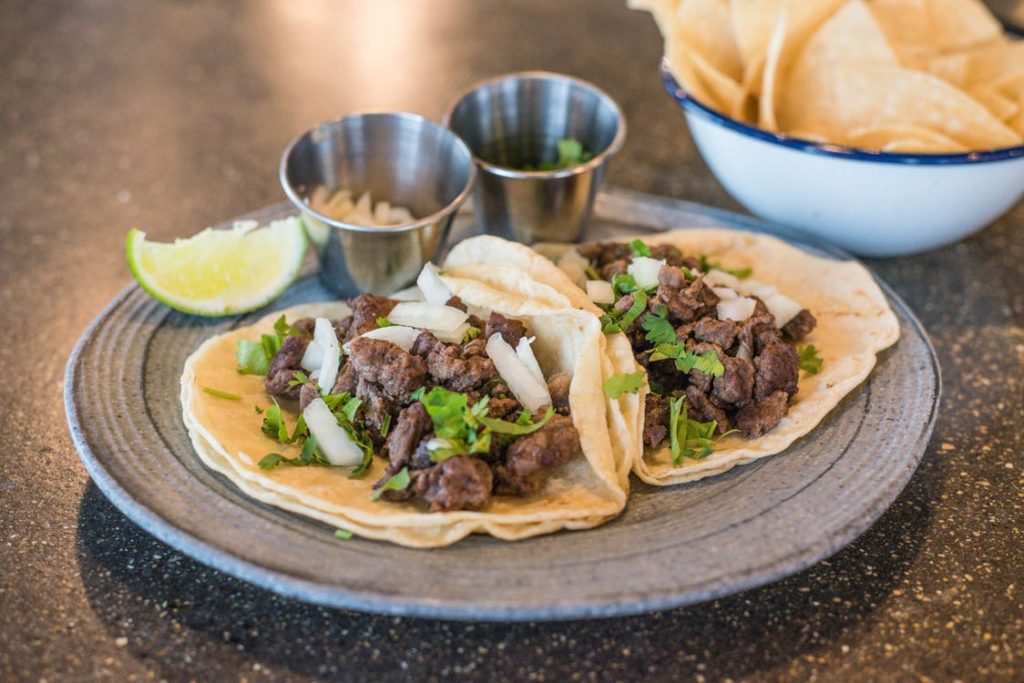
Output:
[
  {"xmin": 245, "ymin": 291, "xmax": 580, "ymax": 513},
  {"xmin": 571, "ymin": 239, "xmax": 820, "ymax": 463}
]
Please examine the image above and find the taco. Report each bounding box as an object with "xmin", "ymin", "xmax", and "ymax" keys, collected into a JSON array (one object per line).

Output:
[
  {"xmin": 181, "ymin": 266, "xmax": 635, "ymax": 548},
  {"xmin": 443, "ymin": 229, "xmax": 900, "ymax": 485}
]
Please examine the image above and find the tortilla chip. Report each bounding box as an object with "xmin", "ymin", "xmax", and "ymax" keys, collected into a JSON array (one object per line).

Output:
[
  {"xmin": 796, "ymin": 0, "xmax": 898, "ymax": 66},
  {"xmin": 781, "ymin": 61, "xmax": 1022, "ymax": 150},
  {"xmin": 970, "ymin": 84, "xmax": 1021, "ymax": 123},
  {"xmin": 675, "ymin": 0, "xmax": 744, "ymax": 82},
  {"xmin": 869, "ymin": 0, "xmax": 1002, "ymax": 55},
  {"xmin": 844, "ymin": 124, "xmax": 967, "ymax": 152}
]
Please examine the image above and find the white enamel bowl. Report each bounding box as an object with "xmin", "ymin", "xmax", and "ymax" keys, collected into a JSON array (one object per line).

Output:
[{"xmin": 661, "ymin": 62, "xmax": 1024, "ymax": 257}]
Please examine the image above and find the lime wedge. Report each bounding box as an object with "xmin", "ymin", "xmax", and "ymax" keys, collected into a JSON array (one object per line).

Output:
[{"xmin": 126, "ymin": 218, "xmax": 307, "ymax": 316}]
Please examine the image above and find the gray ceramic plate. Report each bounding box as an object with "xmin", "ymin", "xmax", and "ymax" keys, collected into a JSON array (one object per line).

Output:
[{"xmin": 65, "ymin": 187, "xmax": 940, "ymax": 621}]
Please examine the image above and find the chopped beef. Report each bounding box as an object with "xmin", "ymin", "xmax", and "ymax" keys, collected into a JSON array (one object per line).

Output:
[
  {"xmin": 415, "ymin": 331, "xmax": 497, "ymax": 392},
  {"xmin": 462, "ymin": 338, "xmax": 488, "ymax": 357},
  {"xmin": 643, "ymin": 394, "xmax": 670, "ymax": 448},
  {"xmin": 735, "ymin": 315, "xmax": 780, "ymax": 361},
  {"xmin": 685, "ymin": 386, "xmax": 731, "ymax": 435},
  {"xmin": 694, "ymin": 317, "xmax": 738, "ymax": 348},
  {"xmin": 411, "ymin": 457, "xmax": 494, "ymax": 512},
  {"xmin": 547, "ymin": 373, "xmax": 572, "ymax": 415},
  {"xmin": 713, "ymin": 355, "xmax": 755, "ymax": 405},
  {"xmin": 290, "ymin": 317, "xmax": 316, "ymax": 337},
  {"xmin": 649, "ymin": 244, "xmax": 702, "ymax": 271},
  {"xmin": 736, "ymin": 391, "xmax": 789, "ymax": 438},
  {"xmin": 495, "ymin": 415, "xmax": 580, "ymax": 496},
  {"xmin": 614, "ymin": 294, "xmax": 635, "ymax": 314},
  {"xmin": 385, "ymin": 403, "xmax": 433, "ymax": 470},
  {"xmin": 345, "ymin": 337, "xmax": 428, "ymax": 401},
  {"xmin": 410, "ymin": 440, "xmax": 435, "ymax": 470},
  {"xmin": 445, "ymin": 295, "xmax": 468, "ymax": 312},
  {"xmin": 355, "ymin": 377, "xmax": 395, "ymax": 436},
  {"xmin": 347, "ymin": 293, "xmax": 397, "ymax": 337},
  {"xmin": 298, "ymin": 382, "xmax": 319, "ymax": 412},
  {"xmin": 782, "ymin": 309, "xmax": 817, "ymax": 341},
  {"xmin": 655, "ymin": 269, "xmax": 720, "ymax": 323},
  {"xmin": 332, "ymin": 317, "xmax": 352, "ymax": 343},
  {"xmin": 332, "ymin": 362, "xmax": 358, "ymax": 395},
  {"xmin": 577, "ymin": 242, "xmax": 631, "ymax": 266},
  {"xmin": 487, "ymin": 397, "xmax": 521, "ymax": 419},
  {"xmin": 754, "ymin": 342, "xmax": 800, "ymax": 399},
  {"xmin": 485, "ymin": 312, "xmax": 527, "ymax": 347},
  {"xmin": 264, "ymin": 335, "xmax": 308, "ymax": 399},
  {"xmin": 600, "ymin": 260, "xmax": 629, "ymax": 280}
]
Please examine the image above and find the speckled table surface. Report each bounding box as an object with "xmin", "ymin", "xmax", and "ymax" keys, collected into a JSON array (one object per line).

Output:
[{"xmin": 1, "ymin": 1, "xmax": 1021, "ymax": 681}]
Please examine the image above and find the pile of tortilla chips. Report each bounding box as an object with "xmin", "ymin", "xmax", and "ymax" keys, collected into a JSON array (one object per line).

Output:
[{"xmin": 631, "ymin": 0, "xmax": 1024, "ymax": 152}]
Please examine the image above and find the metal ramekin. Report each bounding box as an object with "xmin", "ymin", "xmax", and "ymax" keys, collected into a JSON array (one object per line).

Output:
[{"xmin": 280, "ymin": 112, "xmax": 476, "ymax": 295}]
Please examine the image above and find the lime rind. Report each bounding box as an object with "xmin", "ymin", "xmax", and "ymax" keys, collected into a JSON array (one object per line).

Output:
[{"xmin": 126, "ymin": 217, "xmax": 307, "ymax": 317}]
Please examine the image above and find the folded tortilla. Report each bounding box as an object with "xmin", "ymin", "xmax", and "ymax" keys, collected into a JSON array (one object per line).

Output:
[
  {"xmin": 444, "ymin": 230, "xmax": 901, "ymax": 486},
  {"xmin": 181, "ymin": 279, "xmax": 634, "ymax": 548}
]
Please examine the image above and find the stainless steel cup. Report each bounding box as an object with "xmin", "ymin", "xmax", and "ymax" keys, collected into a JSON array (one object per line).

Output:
[
  {"xmin": 444, "ymin": 71, "xmax": 626, "ymax": 244},
  {"xmin": 280, "ymin": 112, "xmax": 475, "ymax": 296}
]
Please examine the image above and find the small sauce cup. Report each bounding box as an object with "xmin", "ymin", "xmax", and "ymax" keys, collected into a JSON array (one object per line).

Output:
[
  {"xmin": 444, "ymin": 72, "xmax": 626, "ymax": 244},
  {"xmin": 280, "ymin": 112, "xmax": 475, "ymax": 295}
]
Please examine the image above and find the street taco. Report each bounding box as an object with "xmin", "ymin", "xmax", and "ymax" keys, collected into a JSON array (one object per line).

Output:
[
  {"xmin": 443, "ymin": 230, "xmax": 900, "ymax": 485},
  {"xmin": 181, "ymin": 267, "xmax": 634, "ymax": 548}
]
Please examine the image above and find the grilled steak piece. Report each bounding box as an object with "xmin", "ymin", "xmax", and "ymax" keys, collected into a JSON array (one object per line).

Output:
[
  {"xmin": 412, "ymin": 331, "xmax": 497, "ymax": 392},
  {"xmin": 754, "ymin": 342, "xmax": 800, "ymax": 399},
  {"xmin": 485, "ymin": 312, "xmax": 527, "ymax": 347},
  {"xmin": 264, "ymin": 335, "xmax": 309, "ymax": 399},
  {"xmin": 411, "ymin": 457, "xmax": 494, "ymax": 512},
  {"xmin": 386, "ymin": 403, "xmax": 433, "ymax": 470},
  {"xmin": 736, "ymin": 391, "xmax": 789, "ymax": 438},
  {"xmin": 713, "ymin": 354, "xmax": 755, "ymax": 406},
  {"xmin": 781, "ymin": 309, "xmax": 817, "ymax": 341},
  {"xmin": 547, "ymin": 373, "xmax": 572, "ymax": 415},
  {"xmin": 495, "ymin": 415, "xmax": 580, "ymax": 496},
  {"xmin": 347, "ymin": 293, "xmax": 397, "ymax": 338},
  {"xmin": 655, "ymin": 269, "xmax": 720, "ymax": 323},
  {"xmin": 345, "ymin": 337, "xmax": 428, "ymax": 402},
  {"xmin": 684, "ymin": 386, "xmax": 731, "ymax": 435},
  {"xmin": 694, "ymin": 317, "xmax": 738, "ymax": 348},
  {"xmin": 643, "ymin": 394, "xmax": 670, "ymax": 448}
]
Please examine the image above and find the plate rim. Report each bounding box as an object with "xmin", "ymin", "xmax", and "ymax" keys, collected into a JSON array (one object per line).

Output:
[{"xmin": 65, "ymin": 190, "xmax": 941, "ymax": 621}]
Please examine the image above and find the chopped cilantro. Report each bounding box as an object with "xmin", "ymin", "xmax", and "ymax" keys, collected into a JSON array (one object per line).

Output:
[
  {"xmin": 372, "ymin": 467, "xmax": 411, "ymax": 501},
  {"xmin": 602, "ymin": 371, "xmax": 648, "ymax": 399},
  {"xmin": 601, "ymin": 289, "xmax": 648, "ymax": 334},
  {"xmin": 650, "ymin": 344, "xmax": 724, "ymax": 377},
  {"xmin": 640, "ymin": 313, "xmax": 676, "ymax": 345},
  {"xmin": 419, "ymin": 387, "xmax": 471, "ymax": 440},
  {"xmin": 334, "ymin": 529, "xmax": 353, "ymax": 540},
  {"xmin": 628, "ymin": 239, "xmax": 652, "ymax": 258},
  {"xmin": 525, "ymin": 138, "xmax": 593, "ymax": 171},
  {"xmin": 288, "ymin": 370, "xmax": 310, "ymax": 387},
  {"xmin": 235, "ymin": 315, "xmax": 296, "ymax": 375},
  {"xmin": 798, "ymin": 344, "xmax": 823, "ymax": 375},
  {"xmin": 258, "ymin": 453, "xmax": 288, "ymax": 470},
  {"xmin": 376, "ymin": 317, "xmax": 392, "ymax": 328},
  {"xmin": 341, "ymin": 396, "xmax": 363, "ymax": 423},
  {"xmin": 668, "ymin": 397, "xmax": 734, "ymax": 465},
  {"xmin": 699, "ymin": 255, "xmax": 752, "ymax": 280},
  {"xmin": 261, "ymin": 400, "xmax": 289, "ymax": 443},
  {"xmin": 477, "ymin": 407, "xmax": 555, "ymax": 435},
  {"xmin": 584, "ymin": 264, "xmax": 601, "ymax": 281},
  {"xmin": 254, "ymin": 405, "xmax": 264, "ymax": 414},
  {"xmin": 380, "ymin": 413, "xmax": 392, "ymax": 438},
  {"xmin": 611, "ymin": 272, "xmax": 640, "ymax": 296},
  {"xmin": 463, "ymin": 325, "xmax": 482, "ymax": 342},
  {"xmin": 202, "ymin": 387, "xmax": 242, "ymax": 401}
]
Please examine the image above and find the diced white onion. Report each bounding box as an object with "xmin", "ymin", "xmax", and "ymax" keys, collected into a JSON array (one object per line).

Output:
[
  {"xmin": 389, "ymin": 285, "xmax": 425, "ymax": 302},
  {"xmin": 586, "ymin": 279, "xmax": 615, "ymax": 305},
  {"xmin": 711, "ymin": 286, "xmax": 738, "ymax": 300},
  {"xmin": 628, "ymin": 257, "xmax": 666, "ymax": 289},
  {"xmin": 300, "ymin": 338, "xmax": 324, "ymax": 372},
  {"xmin": 558, "ymin": 249, "xmax": 590, "ymax": 287},
  {"xmin": 425, "ymin": 438, "xmax": 452, "ymax": 452},
  {"xmin": 303, "ymin": 398, "xmax": 363, "ymax": 467},
  {"xmin": 704, "ymin": 271, "xmax": 803, "ymax": 327},
  {"xmin": 346, "ymin": 325, "xmax": 422, "ymax": 353},
  {"xmin": 486, "ymin": 334, "xmax": 551, "ymax": 412},
  {"xmin": 314, "ymin": 318, "xmax": 340, "ymax": 395},
  {"xmin": 387, "ymin": 302, "xmax": 468, "ymax": 332},
  {"xmin": 717, "ymin": 296, "xmax": 757, "ymax": 322},
  {"xmin": 416, "ymin": 263, "xmax": 452, "ymax": 305},
  {"xmin": 433, "ymin": 322, "xmax": 471, "ymax": 344},
  {"xmin": 515, "ymin": 336, "xmax": 545, "ymax": 385}
]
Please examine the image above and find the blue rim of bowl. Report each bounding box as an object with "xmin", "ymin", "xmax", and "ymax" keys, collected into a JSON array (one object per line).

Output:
[{"xmin": 659, "ymin": 60, "xmax": 1024, "ymax": 165}]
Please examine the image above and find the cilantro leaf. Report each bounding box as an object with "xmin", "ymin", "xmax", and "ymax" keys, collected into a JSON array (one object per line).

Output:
[
  {"xmin": 372, "ymin": 467, "xmax": 411, "ymax": 501},
  {"xmin": 477, "ymin": 406, "xmax": 555, "ymax": 435},
  {"xmin": 463, "ymin": 325, "xmax": 482, "ymax": 342},
  {"xmin": 261, "ymin": 400, "xmax": 289, "ymax": 443},
  {"xmin": 641, "ymin": 313, "xmax": 676, "ymax": 345},
  {"xmin": 692, "ymin": 352, "xmax": 725, "ymax": 377},
  {"xmin": 235, "ymin": 339, "xmax": 271, "ymax": 375},
  {"xmin": 699, "ymin": 255, "xmax": 752, "ymax": 279},
  {"xmin": 602, "ymin": 289, "xmax": 648, "ymax": 333},
  {"xmin": 668, "ymin": 397, "xmax": 726, "ymax": 465},
  {"xmin": 341, "ymin": 396, "xmax": 363, "ymax": 423},
  {"xmin": 798, "ymin": 344, "xmax": 823, "ymax": 375},
  {"xmin": 628, "ymin": 239, "xmax": 652, "ymax": 258},
  {"xmin": 379, "ymin": 413, "xmax": 392, "ymax": 438},
  {"xmin": 651, "ymin": 343, "xmax": 725, "ymax": 378},
  {"xmin": 583, "ymin": 264, "xmax": 601, "ymax": 281},
  {"xmin": 258, "ymin": 453, "xmax": 288, "ymax": 470},
  {"xmin": 288, "ymin": 370, "xmax": 310, "ymax": 387},
  {"xmin": 376, "ymin": 317, "xmax": 392, "ymax": 328},
  {"xmin": 603, "ymin": 372, "xmax": 648, "ymax": 399},
  {"xmin": 202, "ymin": 387, "xmax": 242, "ymax": 401},
  {"xmin": 418, "ymin": 387, "xmax": 470, "ymax": 440},
  {"xmin": 334, "ymin": 529, "xmax": 353, "ymax": 540}
]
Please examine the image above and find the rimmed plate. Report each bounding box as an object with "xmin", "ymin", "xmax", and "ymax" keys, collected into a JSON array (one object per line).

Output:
[{"xmin": 65, "ymin": 188, "xmax": 939, "ymax": 620}]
